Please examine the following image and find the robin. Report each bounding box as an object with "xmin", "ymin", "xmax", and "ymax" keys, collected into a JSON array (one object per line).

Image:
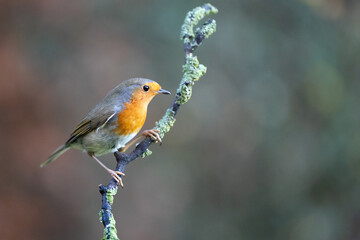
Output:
[{"xmin": 41, "ymin": 78, "xmax": 171, "ymax": 187}]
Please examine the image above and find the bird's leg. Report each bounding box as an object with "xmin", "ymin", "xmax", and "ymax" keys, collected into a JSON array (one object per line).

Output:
[
  {"xmin": 89, "ymin": 153, "xmax": 125, "ymax": 187},
  {"xmin": 120, "ymin": 129, "xmax": 162, "ymax": 153}
]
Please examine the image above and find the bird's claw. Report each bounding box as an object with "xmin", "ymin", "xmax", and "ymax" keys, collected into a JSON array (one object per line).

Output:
[
  {"xmin": 142, "ymin": 129, "xmax": 162, "ymax": 145},
  {"xmin": 107, "ymin": 169, "xmax": 125, "ymax": 187}
]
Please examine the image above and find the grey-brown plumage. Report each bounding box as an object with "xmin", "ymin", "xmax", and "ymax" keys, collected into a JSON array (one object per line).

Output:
[{"xmin": 41, "ymin": 78, "xmax": 170, "ymax": 186}]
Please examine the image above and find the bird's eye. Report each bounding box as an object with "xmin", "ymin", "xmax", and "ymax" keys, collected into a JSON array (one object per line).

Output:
[{"xmin": 143, "ymin": 85, "xmax": 150, "ymax": 92}]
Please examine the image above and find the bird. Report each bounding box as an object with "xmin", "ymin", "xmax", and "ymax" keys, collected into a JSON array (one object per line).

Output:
[{"xmin": 41, "ymin": 78, "xmax": 171, "ymax": 187}]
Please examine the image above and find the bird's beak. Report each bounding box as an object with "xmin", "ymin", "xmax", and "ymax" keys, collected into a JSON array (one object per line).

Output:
[{"xmin": 157, "ymin": 89, "xmax": 171, "ymax": 95}]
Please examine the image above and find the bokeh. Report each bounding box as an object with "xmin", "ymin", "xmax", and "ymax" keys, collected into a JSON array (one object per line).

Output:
[{"xmin": 1, "ymin": 0, "xmax": 360, "ymax": 239}]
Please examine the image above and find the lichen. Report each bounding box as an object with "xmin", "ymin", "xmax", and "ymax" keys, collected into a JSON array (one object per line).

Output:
[
  {"xmin": 176, "ymin": 55, "xmax": 207, "ymax": 105},
  {"xmin": 141, "ymin": 148, "xmax": 152, "ymax": 158},
  {"xmin": 177, "ymin": 83, "xmax": 193, "ymax": 104},
  {"xmin": 154, "ymin": 109, "xmax": 176, "ymax": 138},
  {"xmin": 180, "ymin": 3, "xmax": 218, "ymax": 41},
  {"xmin": 195, "ymin": 19, "xmax": 217, "ymax": 41},
  {"xmin": 183, "ymin": 55, "xmax": 207, "ymax": 82},
  {"xmin": 105, "ymin": 187, "xmax": 117, "ymax": 205},
  {"xmin": 101, "ymin": 210, "xmax": 119, "ymax": 240}
]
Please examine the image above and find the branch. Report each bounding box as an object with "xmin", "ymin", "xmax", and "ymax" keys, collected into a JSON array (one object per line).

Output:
[{"xmin": 98, "ymin": 4, "xmax": 218, "ymax": 240}]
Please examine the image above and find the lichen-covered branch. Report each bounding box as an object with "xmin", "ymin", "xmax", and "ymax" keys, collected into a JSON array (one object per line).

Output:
[{"xmin": 99, "ymin": 4, "xmax": 217, "ymax": 240}]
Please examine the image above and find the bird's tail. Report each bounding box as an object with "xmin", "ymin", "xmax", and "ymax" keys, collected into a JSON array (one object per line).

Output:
[{"xmin": 41, "ymin": 144, "xmax": 69, "ymax": 167}]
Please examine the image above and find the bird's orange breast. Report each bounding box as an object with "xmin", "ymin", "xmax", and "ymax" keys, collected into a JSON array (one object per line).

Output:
[{"xmin": 114, "ymin": 97, "xmax": 147, "ymax": 136}]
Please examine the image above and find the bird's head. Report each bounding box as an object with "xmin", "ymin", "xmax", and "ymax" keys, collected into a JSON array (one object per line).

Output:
[{"xmin": 126, "ymin": 78, "xmax": 171, "ymax": 105}]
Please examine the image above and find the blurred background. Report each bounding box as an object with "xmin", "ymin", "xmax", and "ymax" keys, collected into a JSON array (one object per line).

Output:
[{"xmin": 1, "ymin": 0, "xmax": 360, "ymax": 239}]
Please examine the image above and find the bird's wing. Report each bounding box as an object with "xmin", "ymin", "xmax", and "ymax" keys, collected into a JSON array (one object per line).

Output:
[{"xmin": 65, "ymin": 111, "xmax": 116, "ymax": 145}]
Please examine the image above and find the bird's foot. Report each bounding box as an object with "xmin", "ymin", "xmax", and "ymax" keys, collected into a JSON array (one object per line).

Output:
[
  {"xmin": 142, "ymin": 129, "xmax": 162, "ymax": 144},
  {"xmin": 107, "ymin": 169, "xmax": 125, "ymax": 187}
]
